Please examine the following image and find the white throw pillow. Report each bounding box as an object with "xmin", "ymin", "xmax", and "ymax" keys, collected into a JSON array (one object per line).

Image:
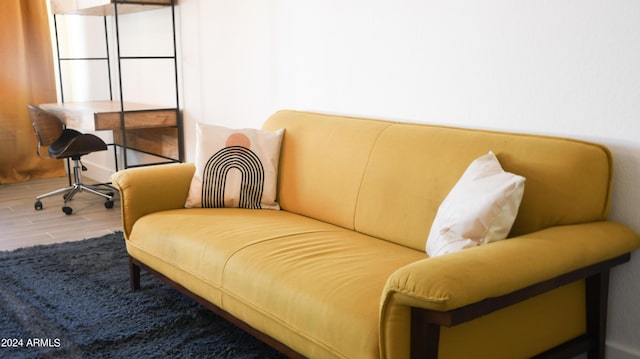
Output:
[
  {"xmin": 426, "ymin": 151, "xmax": 525, "ymax": 257},
  {"xmin": 185, "ymin": 123, "xmax": 284, "ymax": 209}
]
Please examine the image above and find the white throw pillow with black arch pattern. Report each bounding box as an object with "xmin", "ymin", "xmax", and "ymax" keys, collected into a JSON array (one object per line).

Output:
[{"xmin": 185, "ymin": 123, "xmax": 284, "ymax": 209}]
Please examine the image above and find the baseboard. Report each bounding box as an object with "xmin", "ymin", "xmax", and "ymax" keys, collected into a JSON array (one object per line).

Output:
[
  {"xmin": 79, "ymin": 160, "xmax": 115, "ymax": 185},
  {"xmin": 607, "ymin": 342, "xmax": 640, "ymax": 359}
]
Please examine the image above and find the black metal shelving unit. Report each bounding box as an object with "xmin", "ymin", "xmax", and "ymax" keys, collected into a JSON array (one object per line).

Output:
[{"xmin": 50, "ymin": 0, "xmax": 183, "ymax": 170}]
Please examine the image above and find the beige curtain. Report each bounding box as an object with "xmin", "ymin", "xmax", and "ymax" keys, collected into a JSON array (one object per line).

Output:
[{"xmin": 0, "ymin": 0, "xmax": 64, "ymax": 184}]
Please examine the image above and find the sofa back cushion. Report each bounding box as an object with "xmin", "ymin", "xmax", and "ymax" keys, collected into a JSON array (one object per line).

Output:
[
  {"xmin": 262, "ymin": 110, "xmax": 392, "ymax": 230},
  {"xmin": 262, "ymin": 110, "xmax": 612, "ymax": 251}
]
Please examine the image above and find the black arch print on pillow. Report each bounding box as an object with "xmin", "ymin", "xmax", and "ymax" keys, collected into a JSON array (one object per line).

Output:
[{"xmin": 201, "ymin": 145, "xmax": 265, "ymax": 209}]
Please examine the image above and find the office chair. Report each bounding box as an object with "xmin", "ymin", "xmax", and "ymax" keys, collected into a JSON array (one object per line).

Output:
[{"xmin": 28, "ymin": 104, "xmax": 115, "ymax": 215}]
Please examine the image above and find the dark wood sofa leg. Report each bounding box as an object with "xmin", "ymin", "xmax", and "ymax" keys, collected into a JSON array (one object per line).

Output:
[
  {"xmin": 586, "ymin": 270, "xmax": 610, "ymax": 359},
  {"xmin": 411, "ymin": 308, "xmax": 441, "ymax": 359},
  {"xmin": 129, "ymin": 258, "xmax": 141, "ymax": 290}
]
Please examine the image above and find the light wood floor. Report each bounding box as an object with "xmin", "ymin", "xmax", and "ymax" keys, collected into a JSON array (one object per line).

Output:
[{"xmin": 0, "ymin": 176, "xmax": 122, "ymax": 251}]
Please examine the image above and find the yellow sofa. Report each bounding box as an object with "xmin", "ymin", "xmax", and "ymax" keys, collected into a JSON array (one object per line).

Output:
[{"xmin": 111, "ymin": 110, "xmax": 640, "ymax": 359}]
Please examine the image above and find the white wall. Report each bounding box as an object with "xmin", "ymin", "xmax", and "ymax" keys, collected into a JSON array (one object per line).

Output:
[
  {"xmin": 180, "ymin": 1, "xmax": 640, "ymax": 357},
  {"xmin": 51, "ymin": 0, "xmax": 640, "ymax": 357}
]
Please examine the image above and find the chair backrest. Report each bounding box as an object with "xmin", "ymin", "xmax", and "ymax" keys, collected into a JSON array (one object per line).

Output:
[{"xmin": 27, "ymin": 104, "xmax": 63, "ymax": 147}]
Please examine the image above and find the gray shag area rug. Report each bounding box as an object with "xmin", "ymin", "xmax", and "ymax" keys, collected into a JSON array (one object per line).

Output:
[{"xmin": 0, "ymin": 232, "xmax": 286, "ymax": 359}]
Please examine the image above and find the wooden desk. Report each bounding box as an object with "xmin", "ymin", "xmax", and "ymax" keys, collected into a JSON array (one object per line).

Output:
[{"xmin": 40, "ymin": 101, "xmax": 179, "ymax": 160}]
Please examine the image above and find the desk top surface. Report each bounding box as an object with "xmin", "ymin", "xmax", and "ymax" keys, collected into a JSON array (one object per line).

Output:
[{"xmin": 40, "ymin": 101, "xmax": 175, "ymax": 131}]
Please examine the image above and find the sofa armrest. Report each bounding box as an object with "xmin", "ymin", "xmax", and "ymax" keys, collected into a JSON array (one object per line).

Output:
[
  {"xmin": 382, "ymin": 221, "xmax": 639, "ymax": 313},
  {"xmin": 379, "ymin": 221, "xmax": 639, "ymax": 358},
  {"xmin": 111, "ymin": 163, "xmax": 196, "ymax": 238}
]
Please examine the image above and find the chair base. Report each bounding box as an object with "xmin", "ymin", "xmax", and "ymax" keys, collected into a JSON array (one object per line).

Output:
[{"xmin": 34, "ymin": 158, "xmax": 116, "ymax": 215}]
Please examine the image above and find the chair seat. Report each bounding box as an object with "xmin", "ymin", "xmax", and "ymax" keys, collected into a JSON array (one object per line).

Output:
[{"xmin": 49, "ymin": 129, "xmax": 107, "ymax": 159}]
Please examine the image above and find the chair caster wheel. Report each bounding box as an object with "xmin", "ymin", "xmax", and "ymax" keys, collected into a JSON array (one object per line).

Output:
[
  {"xmin": 62, "ymin": 206, "xmax": 73, "ymax": 215},
  {"xmin": 105, "ymin": 201, "xmax": 114, "ymax": 209},
  {"xmin": 35, "ymin": 200, "xmax": 43, "ymax": 211}
]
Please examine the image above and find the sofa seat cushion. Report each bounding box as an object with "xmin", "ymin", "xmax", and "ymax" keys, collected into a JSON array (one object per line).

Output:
[
  {"xmin": 127, "ymin": 209, "xmax": 344, "ymax": 292},
  {"xmin": 127, "ymin": 208, "xmax": 425, "ymax": 358},
  {"xmin": 221, "ymin": 230, "xmax": 425, "ymax": 358}
]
